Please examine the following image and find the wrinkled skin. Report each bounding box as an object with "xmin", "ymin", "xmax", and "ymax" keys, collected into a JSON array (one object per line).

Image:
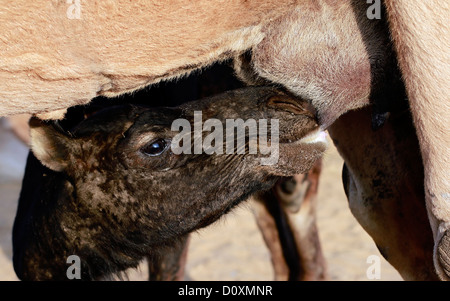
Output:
[{"xmin": 13, "ymin": 87, "xmax": 327, "ymax": 280}]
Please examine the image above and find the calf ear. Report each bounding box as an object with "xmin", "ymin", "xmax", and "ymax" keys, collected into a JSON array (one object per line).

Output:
[{"xmin": 29, "ymin": 118, "xmax": 72, "ymax": 172}]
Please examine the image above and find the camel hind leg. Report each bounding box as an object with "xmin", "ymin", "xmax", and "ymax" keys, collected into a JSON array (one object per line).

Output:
[
  {"xmin": 385, "ymin": 0, "xmax": 450, "ymax": 280},
  {"xmin": 252, "ymin": 159, "xmax": 327, "ymax": 281}
]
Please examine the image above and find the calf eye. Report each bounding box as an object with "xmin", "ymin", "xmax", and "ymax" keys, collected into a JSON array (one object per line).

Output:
[{"xmin": 141, "ymin": 139, "xmax": 169, "ymax": 156}]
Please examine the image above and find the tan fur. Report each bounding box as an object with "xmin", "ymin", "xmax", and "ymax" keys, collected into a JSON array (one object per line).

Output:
[
  {"xmin": 0, "ymin": 0, "xmax": 298, "ymax": 117},
  {"xmin": 384, "ymin": 0, "xmax": 450, "ymax": 280},
  {"xmin": 245, "ymin": 0, "xmax": 383, "ymax": 127}
]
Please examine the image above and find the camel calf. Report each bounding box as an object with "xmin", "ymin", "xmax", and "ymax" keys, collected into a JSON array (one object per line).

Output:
[{"xmin": 13, "ymin": 87, "xmax": 327, "ymax": 280}]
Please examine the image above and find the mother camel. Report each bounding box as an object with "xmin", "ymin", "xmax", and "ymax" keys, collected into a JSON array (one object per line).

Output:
[{"xmin": 0, "ymin": 0, "xmax": 448, "ymax": 280}]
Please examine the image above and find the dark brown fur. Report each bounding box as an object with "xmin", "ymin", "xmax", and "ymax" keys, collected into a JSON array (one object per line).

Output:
[{"xmin": 13, "ymin": 87, "xmax": 326, "ymax": 280}]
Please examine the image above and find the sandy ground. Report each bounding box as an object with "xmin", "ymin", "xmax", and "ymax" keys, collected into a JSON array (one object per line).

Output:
[{"xmin": 0, "ymin": 118, "xmax": 402, "ymax": 281}]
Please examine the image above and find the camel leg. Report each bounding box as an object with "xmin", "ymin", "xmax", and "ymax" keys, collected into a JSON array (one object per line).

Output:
[
  {"xmin": 384, "ymin": 0, "xmax": 450, "ymax": 280},
  {"xmin": 252, "ymin": 196, "xmax": 290, "ymax": 280},
  {"xmin": 252, "ymin": 159, "xmax": 327, "ymax": 281},
  {"xmin": 328, "ymin": 106, "xmax": 438, "ymax": 280}
]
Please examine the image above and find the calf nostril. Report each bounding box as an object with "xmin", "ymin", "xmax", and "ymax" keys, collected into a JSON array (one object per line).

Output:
[{"xmin": 267, "ymin": 95, "xmax": 316, "ymax": 118}]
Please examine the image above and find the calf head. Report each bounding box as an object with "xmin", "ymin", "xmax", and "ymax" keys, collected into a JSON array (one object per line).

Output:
[{"xmin": 13, "ymin": 87, "xmax": 327, "ymax": 280}]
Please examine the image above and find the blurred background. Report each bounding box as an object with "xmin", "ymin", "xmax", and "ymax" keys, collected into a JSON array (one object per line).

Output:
[{"xmin": 0, "ymin": 61, "xmax": 402, "ymax": 281}]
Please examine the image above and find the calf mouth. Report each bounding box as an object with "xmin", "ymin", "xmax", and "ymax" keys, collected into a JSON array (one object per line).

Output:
[
  {"xmin": 267, "ymin": 93, "xmax": 328, "ymax": 147},
  {"xmin": 258, "ymin": 93, "xmax": 328, "ymax": 176},
  {"xmin": 298, "ymin": 129, "xmax": 328, "ymax": 145}
]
